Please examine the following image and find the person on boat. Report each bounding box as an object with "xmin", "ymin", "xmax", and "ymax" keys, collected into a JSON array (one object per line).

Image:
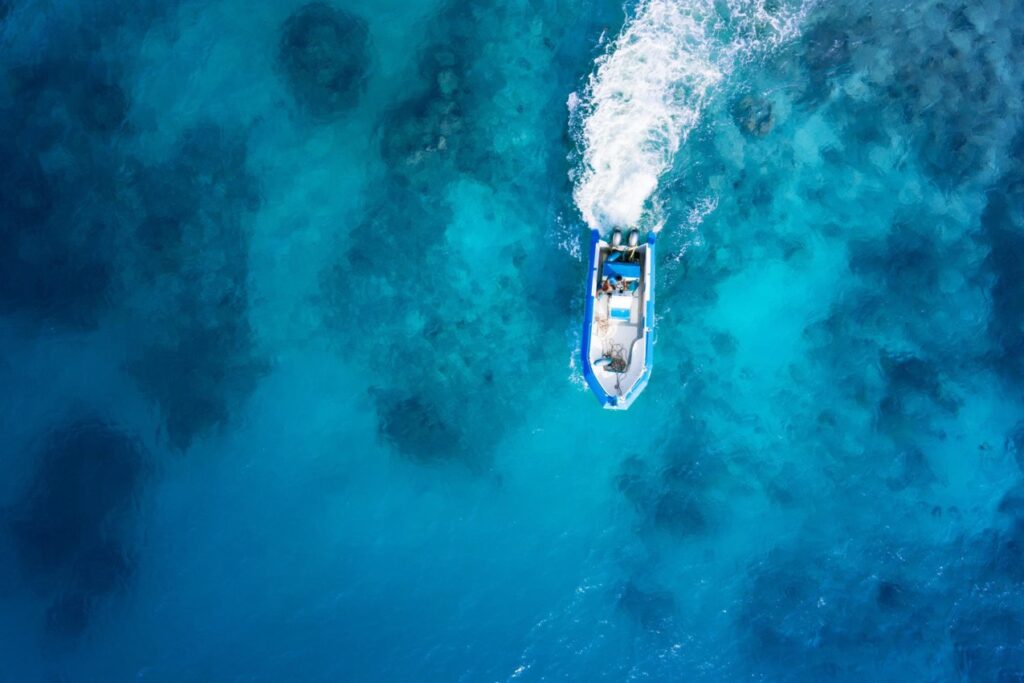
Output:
[
  {"xmin": 598, "ymin": 279, "xmax": 613, "ymax": 299},
  {"xmin": 613, "ymin": 275, "xmax": 625, "ymax": 293}
]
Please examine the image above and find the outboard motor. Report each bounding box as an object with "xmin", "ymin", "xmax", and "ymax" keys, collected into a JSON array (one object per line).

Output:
[
  {"xmin": 610, "ymin": 229, "xmax": 623, "ymax": 248},
  {"xmin": 627, "ymin": 229, "xmax": 639, "ymax": 248}
]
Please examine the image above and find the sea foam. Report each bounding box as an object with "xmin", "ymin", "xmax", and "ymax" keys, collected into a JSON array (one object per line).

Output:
[{"xmin": 572, "ymin": 0, "xmax": 811, "ymax": 233}]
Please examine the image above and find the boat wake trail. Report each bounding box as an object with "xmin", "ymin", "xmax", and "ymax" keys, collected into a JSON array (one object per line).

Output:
[{"xmin": 571, "ymin": 0, "xmax": 812, "ymax": 233}]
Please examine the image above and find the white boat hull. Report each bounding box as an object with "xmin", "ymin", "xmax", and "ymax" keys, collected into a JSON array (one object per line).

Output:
[{"xmin": 581, "ymin": 229, "xmax": 655, "ymax": 409}]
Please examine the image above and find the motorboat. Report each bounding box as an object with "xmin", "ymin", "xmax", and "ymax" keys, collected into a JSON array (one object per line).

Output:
[{"xmin": 581, "ymin": 228, "xmax": 655, "ymax": 409}]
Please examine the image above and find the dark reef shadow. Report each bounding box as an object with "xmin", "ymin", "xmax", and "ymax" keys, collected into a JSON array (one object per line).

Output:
[{"xmin": 6, "ymin": 419, "xmax": 147, "ymax": 641}]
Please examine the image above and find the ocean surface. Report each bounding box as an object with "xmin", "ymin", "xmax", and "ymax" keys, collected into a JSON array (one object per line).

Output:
[{"xmin": 1, "ymin": 0, "xmax": 1023, "ymax": 679}]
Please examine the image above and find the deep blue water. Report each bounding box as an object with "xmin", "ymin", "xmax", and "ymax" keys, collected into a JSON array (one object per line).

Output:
[{"xmin": 1, "ymin": 0, "xmax": 1023, "ymax": 680}]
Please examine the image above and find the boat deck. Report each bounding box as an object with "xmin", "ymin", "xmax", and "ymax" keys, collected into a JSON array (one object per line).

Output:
[{"xmin": 590, "ymin": 290, "xmax": 647, "ymax": 398}]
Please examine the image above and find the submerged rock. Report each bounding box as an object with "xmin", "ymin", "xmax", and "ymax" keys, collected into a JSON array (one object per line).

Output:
[
  {"xmin": 981, "ymin": 161, "xmax": 1024, "ymax": 381},
  {"xmin": 733, "ymin": 95, "xmax": 775, "ymax": 137},
  {"xmin": 952, "ymin": 610, "xmax": 1024, "ymax": 681},
  {"xmin": 374, "ymin": 392, "xmax": 462, "ymax": 463},
  {"xmin": 617, "ymin": 581, "xmax": 676, "ymax": 632},
  {"xmin": 1005, "ymin": 421, "xmax": 1024, "ymax": 475},
  {"xmin": 0, "ymin": 61, "xmax": 132, "ymax": 327},
  {"xmin": 874, "ymin": 580, "xmax": 907, "ymax": 610},
  {"xmin": 886, "ymin": 447, "xmax": 936, "ymax": 491},
  {"xmin": 77, "ymin": 81, "xmax": 128, "ymax": 133},
  {"xmin": 878, "ymin": 350, "xmax": 959, "ymax": 414},
  {"xmin": 7, "ymin": 420, "xmax": 146, "ymax": 639},
  {"xmin": 799, "ymin": 19, "xmax": 853, "ymax": 102},
  {"xmin": 378, "ymin": 92, "xmax": 462, "ymax": 171},
  {"xmin": 125, "ymin": 123, "xmax": 267, "ymax": 450},
  {"xmin": 653, "ymin": 489, "xmax": 708, "ymax": 536},
  {"xmin": 278, "ymin": 3, "xmax": 370, "ymax": 119}
]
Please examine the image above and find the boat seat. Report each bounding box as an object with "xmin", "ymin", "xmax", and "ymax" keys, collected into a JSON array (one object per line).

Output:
[{"xmin": 604, "ymin": 261, "xmax": 641, "ymax": 280}]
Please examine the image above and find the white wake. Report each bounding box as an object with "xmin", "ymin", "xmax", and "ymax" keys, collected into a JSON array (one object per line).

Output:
[{"xmin": 572, "ymin": 0, "xmax": 812, "ymax": 232}]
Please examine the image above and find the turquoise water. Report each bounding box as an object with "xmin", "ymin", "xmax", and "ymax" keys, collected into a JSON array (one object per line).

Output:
[{"xmin": 1, "ymin": 0, "xmax": 1023, "ymax": 679}]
